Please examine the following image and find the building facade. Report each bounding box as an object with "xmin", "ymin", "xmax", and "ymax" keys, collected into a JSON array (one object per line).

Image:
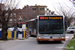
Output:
[
  {"xmin": 15, "ymin": 4, "xmax": 47, "ymax": 27},
  {"xmin": 0, "ymin": 3, "xmax": 4, "ymax": 10},
  {"xmin": 45, "ymin": 8, "xmax": 55, "ymax": 15},
  {"xmin": 0, "ymin": 4, "xmax": 47, "ymax": 26}
]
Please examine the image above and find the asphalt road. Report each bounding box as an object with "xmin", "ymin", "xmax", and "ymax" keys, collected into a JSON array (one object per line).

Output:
[{"xmin": 0, "ymin": 33, "xmax": 74, "ymax": 50}]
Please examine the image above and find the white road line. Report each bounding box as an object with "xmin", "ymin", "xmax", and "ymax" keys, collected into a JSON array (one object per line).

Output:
[{"xmin": 65, "ymin": 36, "xmax": 69, "ymax": 38}]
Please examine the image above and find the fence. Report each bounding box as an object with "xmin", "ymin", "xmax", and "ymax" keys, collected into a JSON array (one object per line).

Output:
[
  {"xmin": 22, "ymin": 30, "xmax": 28, "ymax": 38},
  {"xmin": 0, "ymin": 30, "xmax": 28, "ymax": 40}
]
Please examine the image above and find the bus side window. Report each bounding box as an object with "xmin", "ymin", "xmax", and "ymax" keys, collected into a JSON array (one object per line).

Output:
[
  {"xmin": 28, "ymin": 24, "xmax": 29, "ymax": 28},
  {"xmin": 26, "ymin": 22, "xmax": 29, "ymax": 28},
  {"xmin": 30, "ymin": 22, "xmax": 32, "ymax": 28},
  {"xmin": 29, "ymin": 23, "xmax": 30, "ymax": 28},
  {"xmin": 26, "ymin": 23, "xmax": 28, "ymax": 27}
]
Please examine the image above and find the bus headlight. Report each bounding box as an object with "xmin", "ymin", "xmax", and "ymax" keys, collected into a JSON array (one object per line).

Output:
[
  {"xmin": 61, "ymin": 37, "xmax": 65, "ymax": 39},
  {"xmin": 37, "ymin": 37, "xmax": 42, "ymax": 39}
]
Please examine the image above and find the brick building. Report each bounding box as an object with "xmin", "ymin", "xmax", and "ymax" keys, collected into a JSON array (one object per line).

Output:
[
  {"xmin": 0, "ymin": 4, "xmax": 47, "ymax": 26},
  {"xmin": 0, "ymin": 3, "xmax": 17, "ymax": 27},
  {"xmin": 8, "ymin": 10, "xmax": 17, "ymax": 26},
  {"xmin": 45, "ymin": 8, "xmax": 56, "ymax": 15},
  {"xmin": 16, "ymin": 4, "xmax": 47, "ymax": 27},
  {"xmin": 0, "ymin": 3, "xmax": 4, "ymax": 27},
  {"xmin": 0, "ymin": 3, "xmax": 4, "ymax": 10}
]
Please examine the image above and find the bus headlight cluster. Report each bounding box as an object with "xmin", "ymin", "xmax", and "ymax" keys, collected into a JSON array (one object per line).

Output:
[
  {"xmin": 37, "ymin": 37, "xmax": 42, "ymax": 39},
  {"xmin": 61, "ymin": 37, "xmax": 65, "ymax": 39}
]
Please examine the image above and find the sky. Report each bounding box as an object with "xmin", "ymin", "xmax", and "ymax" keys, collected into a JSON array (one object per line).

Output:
[{"xmin": 17, "ymin": 0, "xmax": 74, "ymax": 11}]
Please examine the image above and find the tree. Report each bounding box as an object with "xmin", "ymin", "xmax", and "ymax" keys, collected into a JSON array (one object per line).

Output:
[
  {"xmin": 53, "ymin": 0, "xmax": 75, "ymax": 26},
  {"xmin": 0, "ymin": 0, "xmax": 19, "ymax": 40}
]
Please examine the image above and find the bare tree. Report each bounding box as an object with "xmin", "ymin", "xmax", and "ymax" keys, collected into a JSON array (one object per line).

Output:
[
  {"xmin": 53, "ymin": 0, "xmax": 75, "ymax": 26},
  {"xmin": 0, "ymin": 0, "xmax": 20, "ymax": 40}
]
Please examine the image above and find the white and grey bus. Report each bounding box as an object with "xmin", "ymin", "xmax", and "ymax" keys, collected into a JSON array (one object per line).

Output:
[
  {"xmin": 37, "ymin": 15, "xmax": 65, "ymax": 43},
  {"xmin": 26, "ymin": 18, "xmax": 37, "ymax": 36},
  {"xmin": 26, "ymin": 15, "xmax": 65, "ymax": 43}
]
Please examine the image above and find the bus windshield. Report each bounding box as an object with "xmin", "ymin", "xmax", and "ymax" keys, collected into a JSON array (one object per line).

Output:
[{"xmin": 39, "ymin": 19, "xmax": 64, "ymax": 34}]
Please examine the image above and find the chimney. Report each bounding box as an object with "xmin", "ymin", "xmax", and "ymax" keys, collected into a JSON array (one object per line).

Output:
[
  {"xmin": 35, "ymin": 4, "xmax": 37, "ymax": 6},
  {"xmin": 27, "ymin": 5, "xmax": 29, "ymax": 7}
]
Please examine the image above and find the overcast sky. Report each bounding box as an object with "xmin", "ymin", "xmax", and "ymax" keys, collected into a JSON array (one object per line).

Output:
[{"xmin": 18, "ymin": 0, "xmax": 73, "ymax": 11}]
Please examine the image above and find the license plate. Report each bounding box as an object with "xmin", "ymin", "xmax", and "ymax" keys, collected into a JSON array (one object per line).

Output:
[{"xmin": 49, "ymin": 39, "xmax": 53, "ymax": 41}]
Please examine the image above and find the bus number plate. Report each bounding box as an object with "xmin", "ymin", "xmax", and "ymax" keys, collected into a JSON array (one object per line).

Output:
[{"xmin": 49, "ymin": 39, "xmax": 53, "ymax": 41}]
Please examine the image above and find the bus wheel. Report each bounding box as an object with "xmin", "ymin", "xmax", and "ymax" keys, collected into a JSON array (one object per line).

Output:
[
  {"xmin": 29, "ymin": 31, "xmax": 31, "ymax": 37},
  {"xmin": 57, "ymin": 41, "xmax": 61, "ymax": 43},
  {"xmin": 37, "ymin": 41, "xmax": 41, "ymax": 44}
]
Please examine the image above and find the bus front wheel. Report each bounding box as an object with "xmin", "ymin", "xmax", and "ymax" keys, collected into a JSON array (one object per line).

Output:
[{"xmin": 37, "ymin": 41, "xmax": 41, "ymax": 44}]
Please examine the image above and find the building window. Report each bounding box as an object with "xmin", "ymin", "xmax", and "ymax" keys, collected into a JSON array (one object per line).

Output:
[
  {"xmin": 13, "ymin": 13, "xmax": 16, "ymax": 17},
  {"xmin": 10, "ymin": 13, "xmax": 12, "ymax": 17},
  {"xmin": 19, "ymin": 11, "xmax": 21, "ymax": 14},
  {"xmin": 40, "ymin": 8, "xmax": 44, "ymax": 11},
  {"xmin": 14, "ymin": 19, "xmax": 16, "ymax": 21},
  {"xmin": 10, "ymin": 19, "xmax": 12, "ymax": 21},
  {"xmin": 5, "ymin": 13, "xmax": 8, "ymax": 17},
  {"xmin": 10, "ymin": 19, "xmax": 12, "ymax": 23},
  {"xmin": 14, "ymin": 19, "xmax": 16, "ymax": 23},
  {"xmin": 23, "ymin": 17, "xmax": 26, "ymax": 21},
  {"xmin": 19, "ymin": 16, "xmax": 22, "ymax": 21},
  {"xmin": 32, "ymin": 8, "xmax": 36, "ymax": 10},
  {"xmin": 23, "ymin": 11, "xmax": 25, "ymax": 14}
]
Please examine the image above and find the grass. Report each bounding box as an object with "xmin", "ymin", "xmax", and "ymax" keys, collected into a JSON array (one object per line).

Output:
[
  {"xmin": 73, "ymin": 25, "xmax": 75, "ymax": 26},
  {"xmin": 66, "ymin": 38, "xmax": 75, "ymax": 50}
]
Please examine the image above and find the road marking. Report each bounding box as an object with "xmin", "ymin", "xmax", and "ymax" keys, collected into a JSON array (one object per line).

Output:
[
  {"xmin": 65, "ymin": 36, "xmax": 69, "ymax": 38},
  {"xmin": 55, "ymin": 46, "xmax": 65, "ymax": 49},
  {"xmin": 29, "ymin": 37, "xmax": 36, "ymax": 39}
]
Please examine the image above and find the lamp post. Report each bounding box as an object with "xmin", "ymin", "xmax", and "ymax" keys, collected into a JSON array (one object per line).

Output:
[{"xmin": 19, "ymin": 16, "xmax": 22, "ymax": 27}]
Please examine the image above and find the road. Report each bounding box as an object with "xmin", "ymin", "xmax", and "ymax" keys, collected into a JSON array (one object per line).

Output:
[{"xmin": 0, "ymin": 33, "xmax": 74, "ymax": 50}]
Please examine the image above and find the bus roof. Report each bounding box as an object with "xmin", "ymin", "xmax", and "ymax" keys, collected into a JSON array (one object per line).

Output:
[
  {"xmin": 26, "ymin": 18, "xmax": 37, "ymax": 22},
  {"xmin": 37, "ymin": 15, "xmax": 64, "ymax": 19}
]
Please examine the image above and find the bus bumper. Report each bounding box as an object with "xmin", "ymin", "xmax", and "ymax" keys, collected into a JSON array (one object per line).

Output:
[{"xmin": 37, "ymin": 37, "xmax": 65, "ymax": 41}]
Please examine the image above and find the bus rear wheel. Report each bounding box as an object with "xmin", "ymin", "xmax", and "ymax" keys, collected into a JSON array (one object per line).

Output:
[{"xmin": 29, "ymin": 31, "xmax": 31, "ymax": 37}]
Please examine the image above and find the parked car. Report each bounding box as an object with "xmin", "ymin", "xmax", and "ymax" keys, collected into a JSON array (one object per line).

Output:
[{"xmin": 67, "ymin": 27, "xmax": 75, "ymax": 33}]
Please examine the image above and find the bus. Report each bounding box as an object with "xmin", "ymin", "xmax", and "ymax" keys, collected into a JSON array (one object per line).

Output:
[
  {"xmin": 26, "ymin": 15, "xmax": 65, "ymax": 43},
  {"xmin": 26, "ymin": 18, "xmax": 37, "ymax": 36},
  {"xmin": 36, "ymin": 15, "xmax": 65, "ymax": 43}
]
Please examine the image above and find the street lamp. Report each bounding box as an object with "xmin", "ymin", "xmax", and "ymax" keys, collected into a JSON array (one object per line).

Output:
[{"xmin": 19, "ymin": 16, "xmax": 22, "ymax": 27}]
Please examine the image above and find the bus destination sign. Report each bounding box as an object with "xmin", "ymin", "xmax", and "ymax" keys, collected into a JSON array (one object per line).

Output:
[{"xmin": 39, "ymin": 16, "xmax": 62, "ymax": 20}]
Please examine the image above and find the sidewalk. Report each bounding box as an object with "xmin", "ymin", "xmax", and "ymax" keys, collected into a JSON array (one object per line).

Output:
[{"xmin": 0, "ymin": 34, "xmax": 29, "ymax": 43}]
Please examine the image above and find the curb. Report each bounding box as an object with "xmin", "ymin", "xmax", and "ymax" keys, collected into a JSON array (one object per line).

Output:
[
  {"xmin": 0, "ymin": 41, "xmax": 6, "ymax": 43},
  {"xmin": 0, "ymin": 37, "xmax": 29, "ymax": 41},
  {"xmin": 18, "ymin": 38, "xmax": 25, "ymax": 40},
  {"xmin": 62, "ymin": 38, "xmax": 71, "ymax": 50}
]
